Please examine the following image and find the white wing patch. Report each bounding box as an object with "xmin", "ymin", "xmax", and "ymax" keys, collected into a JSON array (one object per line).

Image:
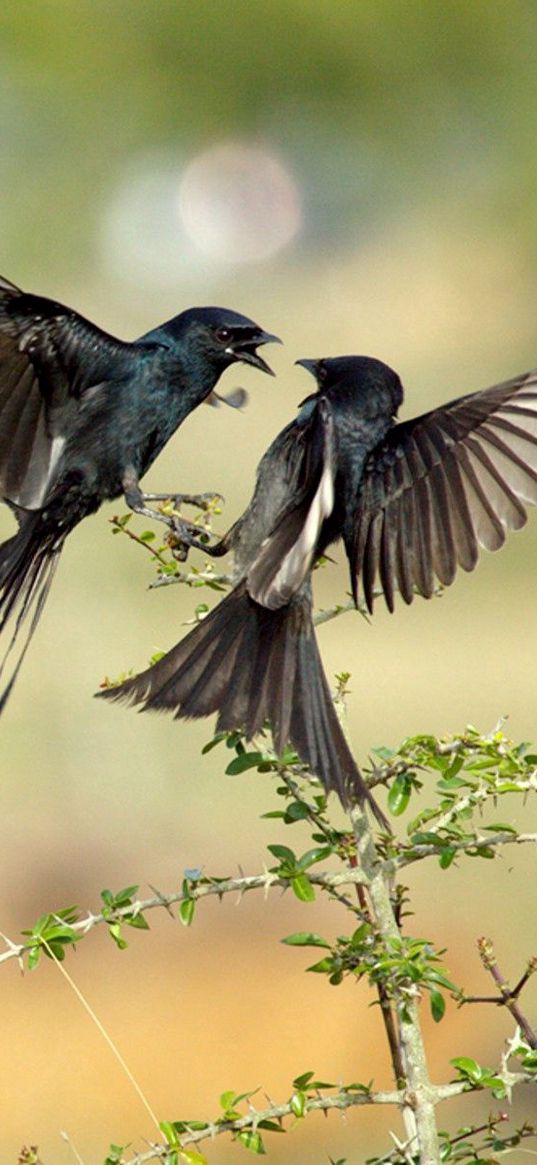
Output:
[
  {"xmin": 47, "ymin": 433, "xmax": 66, "ymax": 480},
  {"xmin": 249, "ymin": 404, "xmax": 336, "ymax": 609},
  {"xmin": 264, "ymin": 445, "xmax": 334, "ymax": 606}
]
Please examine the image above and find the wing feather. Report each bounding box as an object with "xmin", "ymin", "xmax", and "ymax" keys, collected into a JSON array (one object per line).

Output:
[
  {"xmin": 0, "ymin": 278, "xmax": 137, "ymax": 508},
  {"xmin": 351, "ymin": 368, "xmax": 537, "ymax": 608},
  {"xmin": 247, "ymin": 398, "xmax": 336, "ymax": 609}
]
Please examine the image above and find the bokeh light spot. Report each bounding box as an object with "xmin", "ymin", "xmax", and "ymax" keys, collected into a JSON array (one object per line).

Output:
[{"xmin": 178, "ymin": 140, "xmax": 302, "ymax": 263}]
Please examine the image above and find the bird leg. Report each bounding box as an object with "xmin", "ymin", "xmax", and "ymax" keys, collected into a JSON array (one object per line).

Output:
[
  {"xmin": 122, "ymin": 472, "xmax": 226, "ymax": 561},
  {"xmin": 123, "ymin": 480, "xmax": 176, "ymax": 527}
]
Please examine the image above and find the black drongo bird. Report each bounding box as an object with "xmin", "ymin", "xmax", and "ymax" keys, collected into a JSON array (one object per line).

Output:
[
  {"xmin": 0, "ymin": 273, "xmax": 278, "ymax": 708},
  {"xmin": 100, "ymin": 354, "xmax": 537, "ymax": 821}
]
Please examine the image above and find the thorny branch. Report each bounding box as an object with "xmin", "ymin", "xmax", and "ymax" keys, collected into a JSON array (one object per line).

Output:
[
  {"xmin": 0, "ymin": 869, "xmax": 369, "ymax": 968},
  {"xmin": 107, "ymin": 1077, "xmax": 533, "ymax": 1165},
  {"xmin": 3, "ymin": 830, "xmax": 537, "ymax": 969}
]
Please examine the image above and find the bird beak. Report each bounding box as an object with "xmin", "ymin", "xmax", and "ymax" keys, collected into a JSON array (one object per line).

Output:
[
  {"xmin": 295, "ymin": 357, "xmax": 319, "ymax": 378},
  {"xmin": 229, "ymin": 330, "xmax": 282, "ymax": 377}
]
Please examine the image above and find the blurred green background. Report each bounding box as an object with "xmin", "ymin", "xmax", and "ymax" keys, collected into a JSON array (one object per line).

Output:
[{"xmin": 1, "ymin": 2, "xmax": 537, "ymax": 1161}]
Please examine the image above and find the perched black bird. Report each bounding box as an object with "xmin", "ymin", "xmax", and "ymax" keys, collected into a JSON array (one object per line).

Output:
[
  {"xmin": 100, "ymin": 354, "xmax": 537, "ymax": 821},
  {"xmin": 0, "ymin": 274, "xmax": 278, "ymax": 708}
]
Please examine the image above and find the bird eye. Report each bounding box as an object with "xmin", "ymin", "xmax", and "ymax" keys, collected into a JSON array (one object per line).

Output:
[
  {"xmin": 317, "ymin": 362, "xmax": 327, "ymax": 383},
  {"xmin": 215, "ymin": 326, "xmax": 232, "ymax": 343}
]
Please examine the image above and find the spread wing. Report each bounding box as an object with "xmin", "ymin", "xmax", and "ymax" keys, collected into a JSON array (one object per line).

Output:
[
  {"xmin": 0, "ymin": 275, "xmax": 136, "ymax": 509},
  {"xmin": 247, "ymin": 397, "xmax": 336, "ymax": 609},
  {"xmin": 348, "ymin": 368, "xmax": 537, "ymax": 612}
]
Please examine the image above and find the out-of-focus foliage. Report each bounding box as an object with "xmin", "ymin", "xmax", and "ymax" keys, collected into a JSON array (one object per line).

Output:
[{"xmin": 2, "ymin": 1, "xmax": 537, "ymax": 277}]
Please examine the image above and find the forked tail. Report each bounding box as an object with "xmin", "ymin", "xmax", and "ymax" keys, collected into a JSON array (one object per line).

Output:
[
  {"xmin": 0, "ymin": 515, "xmax": 63, "ymax": 710},
  {"xmin": 99, "ymin": 580, "xmax": 387, "ymax": 826}
]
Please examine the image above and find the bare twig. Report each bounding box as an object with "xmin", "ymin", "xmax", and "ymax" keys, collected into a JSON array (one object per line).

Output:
[{"xmin": 462, "ymin": 938, "xmax": 537, "ymax": 1049}]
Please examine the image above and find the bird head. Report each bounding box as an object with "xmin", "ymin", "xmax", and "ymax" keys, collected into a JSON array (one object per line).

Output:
[
  {"xmin": 296, "ymin": 355, "xmax": 403, "ymax": 418},
  {"xmin": 148, "ymin": 306, "xmax": 280, "ymax": 377}
]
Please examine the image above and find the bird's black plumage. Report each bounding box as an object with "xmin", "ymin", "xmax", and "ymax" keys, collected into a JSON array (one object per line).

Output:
[
  {"xmin": 0, "ymin": 274, "xmax": 278, "ymax": 708},
  {"xmin": 100, "ymin": 353, "xmax": 537, "ymax": 822}
]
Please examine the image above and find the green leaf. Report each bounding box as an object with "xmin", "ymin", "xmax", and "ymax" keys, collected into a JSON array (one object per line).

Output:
[
  {"xmin": 296, "ymin": 846, "xmax": 331, "ymax": 870},
  {"xmin": 226, "ymin": 752, "xmax": 265, "ymax": 775},
  {"xmin": 283, "ymin": 801, "xmax": 310, "ymax": 821},
  {"xmin": 139, "ymin": 529, "xmax": 156, "ymax": 542},
  {"xmin": 467, "ymin": 846, "xmax": 495, "ymax": 859},
  {"xmin": 160, "ymin": 1119, "xmax": 180, "ymax": 1146},
  {"xmin": 430, "ymin": 988, "xmax": 446, "ymax": 1022},
  {"xmin": 292, "ymin": 1070, "xmax": 314, "ymax": 1089},
  {"xmin": 103, "ymin": 1145, "xmax": 126, "ymax": 1165},
  {"xmin": 306, "ymin": 957, "xmax": 333, "ymax": 973},
  {"xmin": 451, "ymin": 1056, "xmax": 482, "ymax": 1082},
  {"xmin": 387, "ymin": 773, "xmax": 412, "ymax": 815},
  {"xmin": 237, "ymin": 1130, "xmax": 266, "ymax": 1154},
  {"xmin": 290, "ymin": 1091, "xmax": 306, "ymax": 1117},
  {"xmin": 281, "ymin": 932, "xmax": 331, "ymax": 949},
  {"xmin": 101, "ymin": 885, "xmax": 139, "ymax": 910},
  {"xmin": 291, "ymin": 1072, "xmax": 335, "ymax": 1089},
  {"xmin": 126, "ymin": 913, "xmax": 150, "ymax": 930},
  {"xmin": 226, "ymin": 731, "xmax": 245, "ymax": 750},
  {"xmin": 27, "ymin": 946, "xmax": 41, "ymax": 970},
  {"xmin": 108, "ymin": 922, "xmax": 128, "ymax": 950},
  {"xmin": 178, "ymin": 1152, "xmax": 208, "ymax": 1165},
  {"xmin": 201, "ymin": 732, "xmax": 229, "ymax": 754},
  {"xmin": 291, "ymin": 874, "xmax": 315, "ymax": 902},
  {"xmin": 267, "ymin": 844, "xmax": 296, "ymax": 863},
  {"xmin": 179, "ymin": 899, "xmax": 196, "ymax": 927}
]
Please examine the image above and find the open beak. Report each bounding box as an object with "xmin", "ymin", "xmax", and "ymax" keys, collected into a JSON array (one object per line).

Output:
[{"xmin": 229, "ymin": 330, "xmax": 281, "ymax": 376}]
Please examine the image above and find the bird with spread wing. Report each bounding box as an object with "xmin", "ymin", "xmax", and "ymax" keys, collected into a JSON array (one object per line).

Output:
[
  {"xmin": 100, "ymin": 354, "xmax": 537, "ymax": 824},
  {"xmin": 0, "ymin": 274, "xmax": 278, "ymax": 709}
]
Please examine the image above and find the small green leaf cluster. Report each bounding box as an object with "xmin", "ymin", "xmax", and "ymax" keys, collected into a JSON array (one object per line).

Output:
[
  {"xmin": 267, "ymin": 843, "xmax": 331, "ymax": 901},
  {"xmin": 282, "ymin": 928, "xmax": 455, "ymax": 1020},
  {"xmin": 178, "ymin": 870, "xmax": 205, "ymax": 927},
  {"xmin": 503, "ymin": 1033, "xmax": 537, "ymax": 1077},
  {"xmin": 450, "ymin": 1057, "xmax": 507, "ymax": 1098},
  {"xmin": 21, "ymin": 906, "xmax": 80, "ymax": 969},
  {"xmin": 371, "ymin": 727, "xmax": 536, "ymax": 868},
  {"xmin": 202, "ymin": 728, "xmax": 300, "ymax": 776},
  {"xmin": 438, "ymin": 1118, "xmax": 537, "ymax": 1165},
  {"xmin": 103, "ymin": 1145, "xmax": 127, "ymax": 1165},
  {"xmin": 100, "ymin": 885, "xmax": 150, "ymax": 949}
]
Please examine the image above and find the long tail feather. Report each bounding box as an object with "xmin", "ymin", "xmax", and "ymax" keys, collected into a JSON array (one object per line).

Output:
[
  {"xmin": 99, "ymin": 581, "xmax": 388, "ymax": 827},
  {"xmin": 0, "ymin": 516, "xmax": 63, "ymax": 710}
]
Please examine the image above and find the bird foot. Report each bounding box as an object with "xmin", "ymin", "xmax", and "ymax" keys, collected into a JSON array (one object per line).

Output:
[
  {"xmin": 142, "ymin": 491, "xmax": 224, "ymax": 512},
  {"xmin": 167, "ymin": 518, "xmax": 215, "ymax": 562}
]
